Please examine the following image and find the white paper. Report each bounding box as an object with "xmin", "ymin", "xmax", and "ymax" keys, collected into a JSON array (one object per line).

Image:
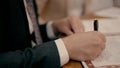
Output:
[
  {"xmin": 92, "ymin": 36, "xmax": 120, "ymax": 67},
  {"xmin": 82, "ymin": 18, "xmax": 120, "ymax": 68}
]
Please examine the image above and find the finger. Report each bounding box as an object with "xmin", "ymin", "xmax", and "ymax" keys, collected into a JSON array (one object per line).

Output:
[
  {"xmin": 71, "ymin": 19, "xmax": 84, "ymax": 33},
  {"xmin": 77, "ymin": 19, "xmax": 85, "ymax": 32},
  {"xmin": 63, "ymin": 27, "xmax": 74, "ymax": 35},
  {"xmin": 65, "ymin": 30, "xmax": 74, "ymax": 35},
  {"xmin": 96, "ymin": 31, "xmax": 106, "ymax": 42},
  {"xmin": 78, "ymin": 22, "xmax": 85, "ymax": 32}
]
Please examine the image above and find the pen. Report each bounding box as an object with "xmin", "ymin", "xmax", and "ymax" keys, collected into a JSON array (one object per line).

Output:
[
  {"xmin": 85, "ymin": 60, "xmax": 95, "ymax": 68},
  {"xmin": 94, "ymin": 20, "xmax": 98, "ymax": 31},
  {"xmin": 85, "ymin": 20, "xmax": 99, "ymax": 68}
]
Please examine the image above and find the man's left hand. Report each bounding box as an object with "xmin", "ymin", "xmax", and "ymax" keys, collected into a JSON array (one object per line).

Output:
[{"xmin": 52, "ymin": 17, "xmax": 85, "ymax": 36}]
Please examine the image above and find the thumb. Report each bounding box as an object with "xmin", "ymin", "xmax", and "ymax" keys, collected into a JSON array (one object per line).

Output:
[{"xmin": 64, "ymin": 29, "xmax": 74, "ymax": 35}]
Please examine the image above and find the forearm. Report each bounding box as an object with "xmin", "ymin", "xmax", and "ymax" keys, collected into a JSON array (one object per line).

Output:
[{"xmin": 0, "ymin": 41, "xmax": 60, "ymax": 68}]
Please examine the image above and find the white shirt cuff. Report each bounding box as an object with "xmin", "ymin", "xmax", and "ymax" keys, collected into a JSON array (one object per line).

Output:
[
  {"xmin": 55, "ymin": 39, "xmax": 69, "ymax": 66},
  {"xmin": 46, "ymin": 21, "xmax": 57, "ymax": 39}
]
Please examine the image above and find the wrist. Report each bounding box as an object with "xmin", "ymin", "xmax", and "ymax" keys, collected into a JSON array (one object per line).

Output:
[
  {"xmin": 52, "ymin": 21, "xmax": 61, "ymax": 37},
  {"xmin": 62, "ymin": 37, "xmax": 72, "ymax": 59}
]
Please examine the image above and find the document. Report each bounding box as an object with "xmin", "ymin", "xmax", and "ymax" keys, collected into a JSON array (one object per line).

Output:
[
  {"xmin": 92, "ymin": 35, "xmax": 120, "ymax": 67},
  {"xmin": 82, "ymin": 18, "xmax": 120, "ymax": 68},
  {"xmin": 82, "ymin": 35, "xmax": 120, "ymax": 68}
]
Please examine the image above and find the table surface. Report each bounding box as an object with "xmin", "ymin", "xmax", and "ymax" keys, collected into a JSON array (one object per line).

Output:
[{"xmin": 63, "ymin": 61, "xmax": 83, "ymax": 68}]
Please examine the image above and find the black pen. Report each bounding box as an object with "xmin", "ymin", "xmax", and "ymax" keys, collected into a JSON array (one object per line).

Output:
[
  {"xmin": 85, "ymin": 20, "xmax": 99, "ymax": 68},
  {"xmin": 94, "ymin": 20, "xmax": 99, "ymax": 31}
]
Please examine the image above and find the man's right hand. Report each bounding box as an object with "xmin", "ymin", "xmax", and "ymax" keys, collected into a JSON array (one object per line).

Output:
[{"xmin": 62, "ymin": 31, "xmax": 106, "ymax": 61}]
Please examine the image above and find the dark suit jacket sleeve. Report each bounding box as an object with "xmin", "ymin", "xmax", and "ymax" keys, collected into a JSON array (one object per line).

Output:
[{"xmin": 0, "ymin": 41, "xmax": 60, "ymax": 68}]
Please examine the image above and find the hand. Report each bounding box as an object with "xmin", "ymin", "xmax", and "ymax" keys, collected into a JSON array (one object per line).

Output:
[
  {"xmin": 52, "ymin": 17, "xmax": 85, "ymax": 36},
  {"xmin": 62, "ymin": 31, "xmax": 106, "ymax": 61}
]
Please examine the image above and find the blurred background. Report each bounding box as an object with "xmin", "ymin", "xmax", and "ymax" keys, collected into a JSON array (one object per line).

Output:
[{"xmin": 36, "ymin": 0, "xmax": 120, "ymax": 24}]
